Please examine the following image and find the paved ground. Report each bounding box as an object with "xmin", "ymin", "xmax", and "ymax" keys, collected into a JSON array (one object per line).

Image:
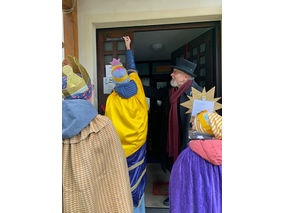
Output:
[
  {"xmin": 145, "ymin": 163, "xmax": 170, "ymax": 212},
  {"xmin": 146, "ymin": 207, "xmax": 169, "ymax": 213},
  {"xmin": 145, "ymin": 163, "xmax": 170, "ymax": 208}
]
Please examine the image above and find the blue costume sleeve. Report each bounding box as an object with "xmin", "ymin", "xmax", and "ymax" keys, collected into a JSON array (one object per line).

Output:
[
  {"xmin": 114, "ymin": 80, "xmax": 138, "ymax": 98},
  {"xmin": 126, "ymin": 50, "xmax": 138, "ymax": 74},
  {"xmin": 114, "ymin": 49, "xmax": 139, "ymax": 99}
]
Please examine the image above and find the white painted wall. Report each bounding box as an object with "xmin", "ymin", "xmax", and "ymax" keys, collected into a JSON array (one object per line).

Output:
[
  {"xmin": 78, "ymin": 0, "xmax": 221, "ymax": 14},
  {"xmin": 77, "ymin": 0, "xmax": 222, "ymax": 109}
]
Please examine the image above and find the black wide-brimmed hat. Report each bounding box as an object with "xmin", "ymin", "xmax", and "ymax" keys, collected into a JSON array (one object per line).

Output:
[{"xmin": 170, "ymin": 58, "xmax": 197, "ymax": 77}]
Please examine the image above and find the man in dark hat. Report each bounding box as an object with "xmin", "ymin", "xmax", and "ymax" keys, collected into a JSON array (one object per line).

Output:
[{"xmin": 143, "ymin": 58, "xmax": 202, "ymax": 206}]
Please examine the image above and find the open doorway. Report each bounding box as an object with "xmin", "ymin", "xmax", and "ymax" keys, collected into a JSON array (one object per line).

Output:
[
  {"xmin": 134, "ymin": 26, "xmax": 214, "ymax": 158},
  {"xmin": 97, "ymin": 21, "xmax": 221, "ymax": 114},
  {"xmin": 96, "ymin": 21, "xmax": 221, "ymax": 209},
  {"xmin": 134, "ymin": 27, "xmax": 216, "ymax": 209}
]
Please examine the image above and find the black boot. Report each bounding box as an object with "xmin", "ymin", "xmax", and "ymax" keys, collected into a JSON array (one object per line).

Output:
[{"xmin": 163, "ymin": 197, "xmax": 169, "ymax": 206}]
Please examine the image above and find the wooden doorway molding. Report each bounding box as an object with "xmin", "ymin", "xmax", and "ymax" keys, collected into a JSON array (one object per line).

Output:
[
  {"xmin": 97, "ymin": 31, "xmax": 135, "ymax": 113},
  {"xmin": 63, "ymin": 0, "xmax": 78, "ymax": 58},
  {"xmin": 97, "ymin": 21, "xmax": 221, "ymax": 114}
]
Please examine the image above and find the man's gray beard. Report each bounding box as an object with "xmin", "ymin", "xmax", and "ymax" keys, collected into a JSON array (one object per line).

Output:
[{"xmin": 170, "ymin": 79, "xmax": 178, "ymax": 87}]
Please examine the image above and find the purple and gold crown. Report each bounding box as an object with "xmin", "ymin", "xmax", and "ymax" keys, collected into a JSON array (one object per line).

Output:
[{"xmin": 110, "ymin": 58, "xmax": 129, "ymax": 84}]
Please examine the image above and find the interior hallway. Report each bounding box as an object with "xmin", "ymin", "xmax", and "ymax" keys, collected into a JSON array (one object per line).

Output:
[{"xmin": 145, "ymin": 163, "xmax": 170, "ymax": 212}]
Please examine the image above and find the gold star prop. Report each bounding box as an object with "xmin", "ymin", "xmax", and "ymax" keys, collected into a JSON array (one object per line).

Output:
[{"xmin": 180, "ymin": 87, "xmax": 222, "ymax": 122}]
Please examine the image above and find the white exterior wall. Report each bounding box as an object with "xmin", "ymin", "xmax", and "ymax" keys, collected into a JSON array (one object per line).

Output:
[{"xmin": 77, "ymin": 0, "xmax": 222, "ymax": 109}]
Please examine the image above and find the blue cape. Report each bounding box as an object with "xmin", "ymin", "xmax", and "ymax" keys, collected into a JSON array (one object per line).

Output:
[{"xmin": 62, "ymin": 99, "xmax": 98, "ymax": 139}]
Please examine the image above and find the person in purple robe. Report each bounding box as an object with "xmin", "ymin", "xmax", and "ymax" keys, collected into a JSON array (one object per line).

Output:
[{"xmin": 169, "ymin": 111, "xmax": 222, "ymax": 213}]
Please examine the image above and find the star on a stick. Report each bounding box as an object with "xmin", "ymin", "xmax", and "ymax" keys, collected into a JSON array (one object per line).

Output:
[{"xmin": 181, "ymin": 87, "xmax": 222, "ymax": 121}]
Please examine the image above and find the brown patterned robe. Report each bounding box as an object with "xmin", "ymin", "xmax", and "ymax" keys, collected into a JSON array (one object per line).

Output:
[{"xmin": 63, "ymin": 115, "xmax": 133, "ymax": 212}]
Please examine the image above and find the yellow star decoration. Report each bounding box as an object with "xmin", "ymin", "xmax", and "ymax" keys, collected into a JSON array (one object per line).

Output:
[{"xmin": 180, "ymin": 87, "xmax": 222, "ymax": 122}]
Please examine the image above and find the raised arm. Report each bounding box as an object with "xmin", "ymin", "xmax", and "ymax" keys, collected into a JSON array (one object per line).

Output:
[{"xmin": 122, "ymin": 36, "xmax": 137, "ymax": 73}]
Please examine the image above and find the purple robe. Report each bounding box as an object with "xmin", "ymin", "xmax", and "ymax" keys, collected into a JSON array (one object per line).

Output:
[{"xmin": 169, "ymin": 146, "xmax": 222, "ymax": 213}]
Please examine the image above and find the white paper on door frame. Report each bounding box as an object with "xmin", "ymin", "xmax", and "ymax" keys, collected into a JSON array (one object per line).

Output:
[{"xmin": 103, "ymin": 77, "xmax": 115, "ymax": 94}]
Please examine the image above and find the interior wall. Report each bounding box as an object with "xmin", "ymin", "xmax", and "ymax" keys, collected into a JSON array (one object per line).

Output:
[
  {"xmin": 134, "ymin": 28, "xmax": 211, "ymax": 61},
  {"xmin": 77, "ymin": 0, "xmax": 222, "ymax": 109}
]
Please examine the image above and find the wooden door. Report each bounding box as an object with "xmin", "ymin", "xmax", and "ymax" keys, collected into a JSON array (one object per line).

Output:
[
  {"xmin": 188, "ymin": 29, "xmax": 214, "ymax": 90},
  {"xmin": 171, "ymin": 28, "xmax": 219, "ymax": 93},
  {"xmin": 97, "ymin": 30, "xmax": 134, "ymax": 114}
]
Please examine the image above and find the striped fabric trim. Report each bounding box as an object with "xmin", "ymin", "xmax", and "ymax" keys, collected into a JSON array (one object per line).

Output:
[
  {"xmin": 131, "ymin": 168, "xmax": 146, "ymax": 191},
  {"xmin": 128, "ymin": 157, "xmax": 145, "ymax": 171},
  {"xmin": 136, "ymin": 194, "xmax": 144, "ymax": 208},
  {"xmin": 126, "ymin": 143, "xmax": 146, "ymax": 207},
  {"xmin": 195, "ymin": 117, "xmax": 205, "ymax": 134},
  {"xmin": 194, "ymin": 111, "xmax": 222, "ymax": 139},
  {"xmin": 208, "ymin": 113, "xmax": 222, "ymax": 139},
  {"xmin": 126, "ymin": 142, "xmax": 146, "ymax": 168}
]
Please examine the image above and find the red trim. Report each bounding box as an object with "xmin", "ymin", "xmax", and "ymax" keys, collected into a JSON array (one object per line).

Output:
[
  {"xmin": 101, "ymin": 104, "xmax": 106, "ymax": 113},
  {"xmin": 153, "ymin": 182, "xmax": 169, "ymax": 196},
  {"xmin": 185, "ymin": 43, "xmax": 188, "ymax": 59}
]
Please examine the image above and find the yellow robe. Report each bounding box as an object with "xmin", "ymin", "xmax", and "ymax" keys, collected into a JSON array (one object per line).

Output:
[{"xmin": 105, "ymin": 72, "xmax": 148, "ymax": 157}]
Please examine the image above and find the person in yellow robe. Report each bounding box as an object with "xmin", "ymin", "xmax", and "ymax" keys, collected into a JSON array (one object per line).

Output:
[{"xmin": 105, "ymin": 36, "xmax": 148, "ymax": 213}]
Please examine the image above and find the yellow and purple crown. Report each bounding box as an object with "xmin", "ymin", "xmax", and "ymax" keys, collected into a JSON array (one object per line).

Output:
[{"xmin": 110, "ymin": 58, "xmax": 129, "ymax": 84}]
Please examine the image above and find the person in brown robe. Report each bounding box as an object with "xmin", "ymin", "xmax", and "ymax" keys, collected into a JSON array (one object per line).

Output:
[{"xmin": 62, "ymin": 56, "xmax": 133, "ymax": 212}]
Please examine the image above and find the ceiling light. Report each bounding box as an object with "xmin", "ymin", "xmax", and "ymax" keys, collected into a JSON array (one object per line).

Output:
[{"xmin": 151, "ymin": 43, "xmax": 163, "ymax": 51}]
